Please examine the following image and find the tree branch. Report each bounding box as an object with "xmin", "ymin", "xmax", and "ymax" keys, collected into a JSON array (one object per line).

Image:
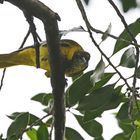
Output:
[
  {"xmin": 3, "ymin": 0, "xmax": 65, "ymax": 140},
  {"xmin": 108, "ymin": 0, "xmax": 140, "ymax": 115},
  {"xmin": 107, "ymin": 0, "xmax": 139, "ymax": 88},
  {"xmin": 75, "ymin": 0, "xmax": 132, "ymax": 91},
  {"xmin": 23, "ymin": 12, "xmax": 40, "ymax": 68}
]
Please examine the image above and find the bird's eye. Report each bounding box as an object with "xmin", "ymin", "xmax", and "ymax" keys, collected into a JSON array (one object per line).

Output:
[
  {"xmin": 74, "ymin": 52, "xmax": 90, "ymax": 60},
  {"xmin": 73, "ymin": 51, "xmax": 90, "ymax": 64}
]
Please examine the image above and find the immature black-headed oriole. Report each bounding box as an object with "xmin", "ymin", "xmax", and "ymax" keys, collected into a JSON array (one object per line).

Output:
[{"xmin": 0, "ymin": 39, "xmax": 90, "ymax": 77}]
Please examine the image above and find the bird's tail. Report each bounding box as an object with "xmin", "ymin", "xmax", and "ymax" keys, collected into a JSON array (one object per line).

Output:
[{"xmin": 0, "ymin": 48, "xmax": 35, "ymax": 69}]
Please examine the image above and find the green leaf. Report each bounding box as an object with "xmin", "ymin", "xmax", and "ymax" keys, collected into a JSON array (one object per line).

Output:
[
  {"xmin": 102, "ymin": 85, "xmax": 124, "ymax": 110},
  {"xmin": 8, "ymin": 112, "xmax": 42, "ymax": 126},
  {"xmin": 116, "ymin": 102, "xmax": 129, "ymax": 122},
  {"xmin": 90, "ymin": 58, "xmax": 105, "ymax": 87},
  {"xmin": 77, "ymin": 84, "xmax": 114, "ymax": 111},
  {"xmin": 66, "ymin": 71, "xmax": 93, "ymax": 107},
  {"xmin": 83, "ymin": 85, "xmax": 123, "ymax": 121},
  {"xmin": 113, "ymin": 18, "xmax": 140, "ymax": 54},
  {"xmin": 31, "ymin": 93, "xmax": 53, "ymax": 106},
  {"xmin": 94, "ymin": 72, "xmax": 115, "ymax": 90},
  {"xmin": 28, "ymin": 113, "xmax": 42, "ymax": 126},
  {"xmin": 37, "ymin": 124, "xmax": 49, "ymax": 140},
  {"xmin": 119, "ymin": 47, "xmax": 136, "ymax": 68},
  {"xmin": 75, "ymin": 115, "xmax": 103, "ymax": 138},
  {"xmin": 72, "ymin": 72, "xmax": 83, "ymax": 81},
  {"xmin": 118, "ymin": 121, "xmax": 134, "ymax": 137},
  {"xmin": 7, "ymin": 112, "xmax": 23, "ymax": 120},
  {"xmin": 7, "ymin": 112, "xmax": 29, "ymax": 140},
  {"xmin": 120, "ymin": 0, "xmax": 137, "ymax": 12},
  {"xmin": 84, "ymin": 110, "xmax": 103, "ymax": 122},
  {"xmin": 101, "ymin": 23, "xmax": 112, "ymax": 41},
  {"xmin": 117, "ymin": 100, "xmax": 140, "ymax": 122},
  {"xmin": 65, "ymin": 127, "xmax": 84, "ymax": 140},
  {"xmin": 26, "ymin": 128, "xmax": 38, "ymax": 140},
  {"xmin": 130, "ymin": 126, "xmax": 140, "ymax": 140},
  {"xmin": 94, "ymin": 136, "xmax": 104, "ymax": 140},
  {"xmin": 136, "ymin": 66, "xmax": 140, "ymax": 79},
  {"xmin": 83, "ymin": 0, "xmax": 89, "ymax": 5},
  {"xmin": 111, "ymin": 133, "xmax": 129, "ymax": 140}
]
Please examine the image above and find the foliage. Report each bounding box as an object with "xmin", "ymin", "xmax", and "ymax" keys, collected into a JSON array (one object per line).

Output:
[
  {"xmin": 83, "ymin": 0, "xmax": 138, "ymax": 12},
  {"xmin": 1, "ymin": 0, "xmax": 140, "ymax": 140}
]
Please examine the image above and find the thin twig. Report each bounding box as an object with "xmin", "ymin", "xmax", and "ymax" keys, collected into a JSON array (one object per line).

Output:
[
  {"xmin": 107, "ymin": 0, "xmax": 139, "ymax": 89},
  {"xmin": 75, "ymin": 0, "xmax": 132, "ymax": 92},
  {"xmin": 90, "ymin": 26, "xmax": 139, "ymax": 47},
  {"xmin": 0, "ymin": 28, "xmax": 31, "ymax": 91},
  {"xmin": 107, "ymin": 0, "xmax": 138, "ymax": 45},
  {"xmin": 24, "ymin": 113, "xmax": 51, "ymax": 132},
  {"xmin": 108, "ymin": 0, "xmax": 140, "ymax": 117},
  {"xmin": 23, "ymin": 11, "xmax": 40, "ymax": 68},
  {"xmin": 49, "ymin": 119, "xmax": 54, "ymax": 140},
  {"xmin": 0, "ymin": 68, "xmax": 6, "ymax": 91},
  {"xmin": 19, "ymin": 29, "xmax": 30, "ymax": 49}
]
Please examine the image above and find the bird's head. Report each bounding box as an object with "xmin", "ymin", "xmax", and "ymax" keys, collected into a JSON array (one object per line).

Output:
[{"xmin": 65, "ymin": 50, "xmax": 90, "ymax": 77}]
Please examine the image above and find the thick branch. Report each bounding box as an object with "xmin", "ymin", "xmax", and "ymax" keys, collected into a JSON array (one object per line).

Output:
[
  {"xmin": 4, "ymin": 0, "xmax": 65, "ymax": 140},
  {"xmin": 5, "ymin": 0, "xmax": 60, "ymax": 21}
]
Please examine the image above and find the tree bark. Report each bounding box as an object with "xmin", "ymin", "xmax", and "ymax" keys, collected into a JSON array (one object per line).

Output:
[{"xmin": 3, "ymin": 0, "xmax": 65, "ymax": 139}]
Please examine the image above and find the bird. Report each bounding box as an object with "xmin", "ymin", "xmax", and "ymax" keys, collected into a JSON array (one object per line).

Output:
[{"xmin": 0, "ymin": 39, "xmax": 90, "ymax": 77}]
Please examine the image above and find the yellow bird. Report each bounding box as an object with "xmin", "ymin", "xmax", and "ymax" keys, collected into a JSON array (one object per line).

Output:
[{"xmin": 0, "ymin": 39, "xmax": 90, "ymax": 77}]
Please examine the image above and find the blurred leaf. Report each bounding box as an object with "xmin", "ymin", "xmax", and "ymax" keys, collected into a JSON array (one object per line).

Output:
[
  {"xmin": 135, "ymin": 120, "xmax": 140, "ymax": 126},
  {"xmin": 119, "ymin": 47, "xmax": 136, "ymax": 68},
  {"xmin": 113, "ymin": 18, "xmax": 140, "ymax": 54},
  {"xmin": 130, "ymin": 126, "xmax": 140, "ymax": 140},
  {"xmin": 75, "ymin": 115, "xmax": 103, "ymax": 138},
  {"xmin": 60, "ymin": 26, "xmax": 86, "ymax": 37},
  {"xmin": 26, "ymin": 128, "xmax": 38, "ymax": 140},
  {"xmin": 37, "ymin": 124, "xmax": 49, "ymax": 140},
  {"xmin": 119, "ymin": 0, "xmax": 137, "ymax": 12},
  {"xmin": 111, "ymin": 133, "xmax": 129, "ymax": 140},
  {"xmin": 101, "ymin": 23, "xmax": 112, "ymax": 41},
  {"xmin": 31, "ymin": 93, "xmax": 53, "ymax": 106},
  {"xmin": 77, "ymin": 84, "xmax": 114, "ymax": 111},
  {"xmin": 83, "ymin": 0, "xmax": 90, "ymax": 5},
  {"xmin": 66, "ymin": 71, "xmax": 93, "ymax": 107},
  {"xmin": 90, "ymin": 58, "xmax": 105, "ymax": 87},
  {"xmin": 65, "ymin": 127, "xmax": 84, "ymax": 140},
  {"xmin": 7, "ymin": 112, "xmax": 29, "ymax": 140}
]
